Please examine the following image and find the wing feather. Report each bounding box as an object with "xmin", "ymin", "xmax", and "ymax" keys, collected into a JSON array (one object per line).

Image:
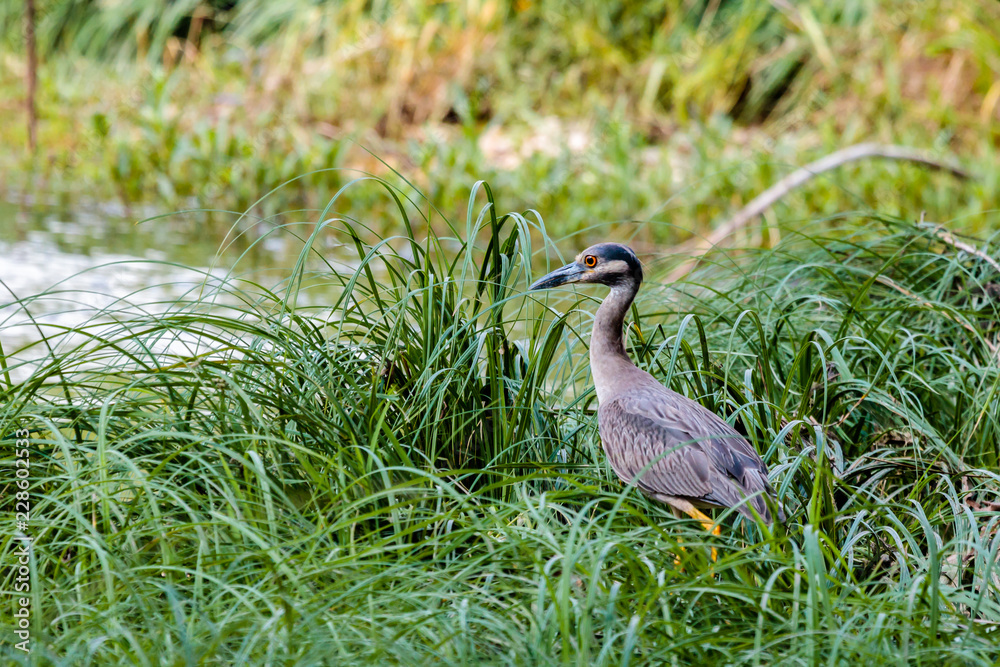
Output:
[{"xmin": 597, "ymin": 386, "xmax": 779, "ymax": 522}]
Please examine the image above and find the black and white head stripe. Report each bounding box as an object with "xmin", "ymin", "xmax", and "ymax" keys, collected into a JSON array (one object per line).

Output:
[
  {"xmin": 529, "ymin": 242, "xmax": 644, "ymax": 291},
  {"xmin": 578, "ymin": 243, "xmax": 643, "ymax": 285}
]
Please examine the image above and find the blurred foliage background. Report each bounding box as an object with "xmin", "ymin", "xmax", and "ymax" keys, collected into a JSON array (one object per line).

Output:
[{"xmin": 2, "ymin": 0, "xmax": 998, "ymax": 247}]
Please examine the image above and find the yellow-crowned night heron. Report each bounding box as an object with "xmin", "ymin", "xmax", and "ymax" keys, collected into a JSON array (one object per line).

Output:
[{"xmin": 530, "ymin": 243, "xmax": 783, "ymax": 537}]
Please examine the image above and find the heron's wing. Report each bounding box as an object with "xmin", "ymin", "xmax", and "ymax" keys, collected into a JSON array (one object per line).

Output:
[{"xmin": 598, "ymin": 387, "xmax": 777, "ymax": 522}]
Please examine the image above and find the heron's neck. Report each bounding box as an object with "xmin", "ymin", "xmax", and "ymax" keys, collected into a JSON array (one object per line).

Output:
[{"xmin": 590, "ymin": 280, "xmax": 639, "ymax": 404}]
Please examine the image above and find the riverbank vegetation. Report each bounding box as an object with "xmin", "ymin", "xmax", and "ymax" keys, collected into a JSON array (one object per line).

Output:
[
  {"xmin": 2, "ymin": 1, "xmax": 1000, "ymax": 664},
  {"xmin": 3, "ymin": 186, "xmax": 1000, "ymax": 662},
  {"xmin": 2, "ymin": 0, "xmax": 999, "ymax": 245}
]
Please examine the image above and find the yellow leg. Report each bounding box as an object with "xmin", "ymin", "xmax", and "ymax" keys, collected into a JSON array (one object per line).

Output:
[{"xmin": 683, "ymin": 507, "xmax": 720, "ymax": 561}]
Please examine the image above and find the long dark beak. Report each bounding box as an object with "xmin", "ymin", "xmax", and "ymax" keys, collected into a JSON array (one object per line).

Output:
[{"xmin": 529, "ymin": 262, "xmax": 588, "ymax": 291}]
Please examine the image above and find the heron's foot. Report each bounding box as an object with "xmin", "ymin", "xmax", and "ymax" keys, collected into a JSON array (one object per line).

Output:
[{"xmin": 683, "ymin": 507, "xmax": 720, "ymax": 562}]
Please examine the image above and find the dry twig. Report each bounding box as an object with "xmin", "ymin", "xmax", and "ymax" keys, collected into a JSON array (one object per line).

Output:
[
  {"xmin": 25, "ymin": 0, "xmax": 38, "ymax": 153},
  {"xmin": 668, "ymin": 143, "xmax": 971, "ymax": 282},
  {"xmin": 920, "ymin": 223, "xmax": 1000, "ymax": 275}
]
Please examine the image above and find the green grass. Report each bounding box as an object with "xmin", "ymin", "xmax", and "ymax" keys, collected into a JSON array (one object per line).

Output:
[
  {"xmin": 3, "ymin": 2, "xmax": 1000, "ymax": 661},
  {"xmin": 2, "ymin": 179, "xmax": 999, "ymax": 664}
]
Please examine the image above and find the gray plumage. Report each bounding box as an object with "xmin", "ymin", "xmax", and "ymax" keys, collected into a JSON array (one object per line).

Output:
[
  {"xmin": 599, "ymin": 385, "xmax": 779, "ymax": 523},
  {"xmin": 530, "ymin": 242, "xmax": 783, "ymax": 525}
]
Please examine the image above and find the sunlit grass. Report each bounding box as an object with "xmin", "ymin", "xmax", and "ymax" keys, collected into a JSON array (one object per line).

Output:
[{"xmin": 1, "ymin": 179, "xmax": 999, "ymax": 664}]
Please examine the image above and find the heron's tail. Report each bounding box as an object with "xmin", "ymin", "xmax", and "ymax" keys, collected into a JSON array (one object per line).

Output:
[{"xmin": 729, "ymin": 487, "xmax": 784, "ymax": 525}]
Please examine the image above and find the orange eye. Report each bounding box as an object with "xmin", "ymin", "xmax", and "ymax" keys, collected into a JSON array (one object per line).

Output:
[{"xmin": 584, "ymin": 255, "xmax": 597, "ymax": 268}]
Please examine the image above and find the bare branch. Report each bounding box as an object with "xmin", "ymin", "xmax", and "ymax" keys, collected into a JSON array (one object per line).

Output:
[
  {"xmin": 920, "ymin": 223, "xmax": 1000, "ymax": 275},
  {"xmin": 25, "ymin": 0, "xmax": 38, "ymax": 154},
  {"xmin": 668, "ymin": 143, "xmax": 971, "ymax": 282}
]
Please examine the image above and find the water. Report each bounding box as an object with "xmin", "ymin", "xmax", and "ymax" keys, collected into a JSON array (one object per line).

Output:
[{"xmin": 0, "ymin": 199, "xmax": 356, "ymax": 384}]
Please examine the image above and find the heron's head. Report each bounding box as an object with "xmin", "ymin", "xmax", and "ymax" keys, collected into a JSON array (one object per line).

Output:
[{"xmin": 529, "ymin": 243, "xmax": 643, "ymax": 291}]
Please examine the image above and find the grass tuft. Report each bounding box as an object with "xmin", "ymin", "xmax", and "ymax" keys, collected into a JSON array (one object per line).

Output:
[{"xmin": 2, "ymin": 180, "xmax": 1000, "ymax": 664}]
